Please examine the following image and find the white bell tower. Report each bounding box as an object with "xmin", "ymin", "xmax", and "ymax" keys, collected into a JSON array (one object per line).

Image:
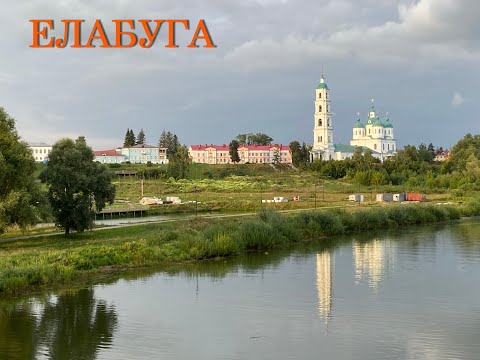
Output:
[{"xmin": 311, "ymin": 73, "xmax": 335, "ymax": 161}]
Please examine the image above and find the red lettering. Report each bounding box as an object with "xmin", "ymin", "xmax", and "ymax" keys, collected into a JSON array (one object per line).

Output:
[
  {"xmin": 112, "ymin": 19, "xmax": 137, "ymax": 48},
  {"xmin": 85, "ymin": 19, "xmax": 111, "ymax": 48},
  {"xmin": 188, "ymin": 20, "xmax": 216, "ymax": 48},
  {"xmin": 165, "ymin": 20, "xmax": 189, "ymax": 48},
  {"xmin": 138, "ymin": 20, "xmax": 165, "ymax": 48},
  {"xmin": 55, "ymin": 20, "xmax": 83, "ymax": 48},
  {"xmin": 29, "ymin": 20, "xmax": 54, "ymax": 48}
]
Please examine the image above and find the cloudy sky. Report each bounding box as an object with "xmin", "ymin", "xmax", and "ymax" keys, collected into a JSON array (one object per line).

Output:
[{"xmin": 0, "ymin": 0, "xmax": 479, "ymax": 149}]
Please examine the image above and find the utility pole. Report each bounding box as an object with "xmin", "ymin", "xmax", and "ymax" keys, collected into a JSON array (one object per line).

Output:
[
  {"xmin": 195, "ymin": 186, "xmax": 198, "ymax": 217},
  {"xmin": 323, "ymin": 179, "xmax": 325, "ymax": 202}
]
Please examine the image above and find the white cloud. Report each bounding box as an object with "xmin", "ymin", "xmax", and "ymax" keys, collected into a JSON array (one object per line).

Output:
[
  {"xmin": 451, "ymin": 92, "xmax": 465, "ymax": 107},
  {"xmin": 225, "ymin": 0, "xmax": 480, "ymax": 71}
]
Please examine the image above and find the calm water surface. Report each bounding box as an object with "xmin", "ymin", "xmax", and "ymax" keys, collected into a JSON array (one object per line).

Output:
[{"xmin": 1, "ymin": 220, "xmax": 480, "ymax": 360}]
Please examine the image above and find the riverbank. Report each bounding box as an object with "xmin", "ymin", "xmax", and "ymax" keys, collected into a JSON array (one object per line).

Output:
[{"xmin": 1, "ymin": 201, "xmax": 479, "ymax": 296}]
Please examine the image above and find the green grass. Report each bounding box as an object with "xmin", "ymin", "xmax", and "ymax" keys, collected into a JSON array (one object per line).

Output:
[{"xmin": 1, "ymin": 200, "xmax": 479, "ymax": 296}]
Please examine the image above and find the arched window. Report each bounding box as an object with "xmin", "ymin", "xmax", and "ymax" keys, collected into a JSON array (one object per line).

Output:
[
  {"xmin": 318, "ymin": 119, "xmax": 322, "ymax": 126},
  {"xmin": 320, "ymin": 136, "xmax": 323, "ymax": 142},
  {"xmin": 319, "ymin": 105, "xmax": 322, "ymax": 112},
  {"xmin": 319, "ymin": 93, "xmax": 322, "ymax": 99}
]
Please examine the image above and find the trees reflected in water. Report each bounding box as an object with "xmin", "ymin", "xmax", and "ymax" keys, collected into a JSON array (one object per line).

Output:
[{"xmin": 0, "ymin": 288, "xmax": 117, "ymax": 360}]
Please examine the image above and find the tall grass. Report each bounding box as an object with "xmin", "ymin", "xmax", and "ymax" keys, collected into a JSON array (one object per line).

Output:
[{"xmin": 0, "ymin": 202, "xmax": 478, "ymax": 295}]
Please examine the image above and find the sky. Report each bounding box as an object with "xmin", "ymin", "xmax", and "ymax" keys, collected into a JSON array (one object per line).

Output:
[{"xmin": 0, "ymin": 0, "xmax": 479, "ymax": 150}]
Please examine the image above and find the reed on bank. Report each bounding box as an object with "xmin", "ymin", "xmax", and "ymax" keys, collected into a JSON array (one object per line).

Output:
[{"xmin": 0, "ymin": 201, "xmax": 479, "ymax": 295}]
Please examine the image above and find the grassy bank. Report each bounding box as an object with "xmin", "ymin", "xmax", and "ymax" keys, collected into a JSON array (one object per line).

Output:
[{"xmin": 1, "ymin": 201, "xmax": 479, "ymax": 296}]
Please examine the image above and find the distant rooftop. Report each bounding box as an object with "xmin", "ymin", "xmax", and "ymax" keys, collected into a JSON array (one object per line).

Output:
[{"xmin": 28, "ymin": 142, "xmax": 52, "ymax": 147}]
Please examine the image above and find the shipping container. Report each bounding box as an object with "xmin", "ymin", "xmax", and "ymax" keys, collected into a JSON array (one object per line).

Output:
[
  {"xmin": 406, "ymin": 193, "xmax": 427, "ymax": 202},
  {"xmin": 393, "ymin": 193, "xmax": 406, "ymax": 202},
  {"xmin": 349, "ymin": 194, "xmax": 364, "ymax": 202},
  {"xmin": 376, "ymin": 193, "xmax": 394, "ymax": 202}
]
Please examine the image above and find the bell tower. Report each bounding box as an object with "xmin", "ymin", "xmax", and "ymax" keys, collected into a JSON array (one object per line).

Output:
[{"xmin": 312, "ymin": 73, "xmax": 335, "ymax": 160}]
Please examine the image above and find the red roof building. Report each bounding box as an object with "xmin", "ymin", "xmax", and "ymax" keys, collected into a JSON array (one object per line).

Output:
[{"xmin": 188, "ymin": 144, "xmax": 292, "ymax": 164}]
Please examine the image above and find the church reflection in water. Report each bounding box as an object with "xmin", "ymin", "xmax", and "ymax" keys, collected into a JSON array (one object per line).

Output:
[
  {"xmin": 315, "ymin": 239, "xmax": 396, "ymax": 322},
  {"xmin": 316, "ymin": 251, "xmax": 333, "ymax": 323},
  {"xmin": 353, "ymin": 239, "xmax": 396, "ymax": 289}
]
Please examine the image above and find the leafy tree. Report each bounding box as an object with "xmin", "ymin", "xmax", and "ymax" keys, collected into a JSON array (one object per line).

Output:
[
  {"xmin": 167, "ymin": 145, "xmax": 190, "ymax": 179},
  {"xmin": 289, "ymin": 141, "xmax": 301, "ymax": 165},
  {"xmin": 159, "ymin": 130, "xmax": 180, "ymax": 158},
  {"xmin": 136, "ymin": 129, "xmax": 146, "ymax": 145},
  {"xmin": 0, "ymin": 107, "xmax": 44, "ymax": 233},
  {"xmin": 236, "ymin": 133, "xmax": 273, "ymax": 146},
  {"xmin": 289, "ymin": 140, "xmax": 310, "ymax": 165},
  {"xmin": 40, "ymin": 137, "xmax": 115, "ymax": 236},
  {"xmin": 229, "ymin": 140, "xmax": 240, "ymax": 163}
]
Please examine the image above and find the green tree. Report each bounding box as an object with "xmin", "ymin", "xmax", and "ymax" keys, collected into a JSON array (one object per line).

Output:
[
  {"xmin": 136, "ymin": 129, "xmax": 146, "ymax": 145},
  {"xmin": 123, "ymin": 129, "xmax": 135, "ymax": 147},
  {"xmin": 159, "ymin": 130, "xmax": 180, "ymax": 158},
  {"xmin": 236, "ymin": 133, "xmax": 248, "ymax": 145},
  {"xmin": 0, "ymin": 107, "xmax": 44, "ymax": 233},
  {"xmin": 229, "ymin": 140, "xmax": 240, "ymax": 163},
  {"xmin": 167, "ymin": 145, "xmax": 190, "ymax": 179},
  {"xmin": 236, "ymin": 133, "xmax": 273, "ymax": 146},
  {"xmin": 40, "ymin": 137, "xmax": 115, "ymax": 236},
  {"xmin": 289, "ymin": 141, "xmax": 302, "ymax": 165}
]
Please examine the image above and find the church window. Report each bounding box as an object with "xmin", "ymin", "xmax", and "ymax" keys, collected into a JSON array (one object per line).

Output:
[
  {"xmin": 318, "ymin": 119, "xmax": 322, "ymax": 126},
  {"xmin": 368, "ymin": 129, "xmax": 371, "ymax": 134},
  {"xmin": 318, "ymin": 136, "xmax": 321, "ymax": 142},
  {"xmin": 383, "ymin": 143, "xmax": 385, "ymax": 150},
  {"xmin": 319, "ymin": 93, "xmax": 322, "ymax": 99},
  {"xmin": 327, "ymin": 118, "xmax": 330, "ymax": 126},
  {"xmin": 319, "ymin": 105, "xmax": 322, "ymax": 112},
  {"xmin": 374, "ymin": 144, "xmax": 377, "ymax": 150}
]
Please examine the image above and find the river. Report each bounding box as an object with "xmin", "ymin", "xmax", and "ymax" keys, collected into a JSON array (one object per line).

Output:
[{"xmin": 1, "ymin": 219, "xmax": 480, "ymax": 359}]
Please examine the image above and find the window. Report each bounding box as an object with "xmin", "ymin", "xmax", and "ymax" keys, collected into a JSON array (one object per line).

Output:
[
  {"xmin": 319, "ymin": 93, "xmax": 322, "ymax": 99},
  {"xmin": 327, "ymin": 118, "xmax": 330, "ymax": 126},
  {"xmin": 368, "ymin": 129, "xmax": 371, "ymax": 134},
  {"xmin": 319, "ymin": 105, "xmax": 322, "ymax": 112},
  {"xmin": 318, "ymin": 119, "xmax": 322, "ymax": 126},
  {"xmin": 374, "ymin": 144, "xmax": 377, "ymax": 150}
]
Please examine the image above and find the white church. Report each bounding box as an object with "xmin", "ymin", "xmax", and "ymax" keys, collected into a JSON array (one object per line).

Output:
[{"xmin": 310, "ymin": 74, "xmax": 397, "ymax": 162}]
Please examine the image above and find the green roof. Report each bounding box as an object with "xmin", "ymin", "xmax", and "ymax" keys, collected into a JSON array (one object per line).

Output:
[
  {"xmin": 383, "ymin": 117, "xmax": 393, "ymax": 128},
  {"xmin": 316, "ymin": 82, "xmax": 328, "ymax": 89},
  {"xmin": 366, "ymin": 116, "xmax": 383, "ymax": 127},
  {"xmin": 334, "ymin": 144, "xmax": 380, "ymax": 154},
  {"xmin": 353, "ymin": 118, "xmax": 364, "ymax": 128}
]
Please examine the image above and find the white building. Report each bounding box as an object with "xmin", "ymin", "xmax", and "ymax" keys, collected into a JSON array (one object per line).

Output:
[
  {"xmin": 310, "ymin": 74, "xmax": 335, "ymax": 161},
  {"xmin": 93, "ymin": 150, "xmax": 128, "ymax": 164},
  {"xmin": 94, "ymin": 144, "xmax": 169, "ymax": 164},
  {"xmin": 310, "ymin": 74, "xmax": 397, "ymax": 162},
  {"xmin": 28, "ymin": 142, "xmax": 52, "ymax": 162},
  {"xmin": 349, "ymin": 102, "xmax": 396, "ymax": 159}
]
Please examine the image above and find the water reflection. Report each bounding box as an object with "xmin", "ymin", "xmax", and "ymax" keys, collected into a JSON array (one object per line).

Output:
[
  {"xmin": 315, "ymin": 251, "xmax": 333, "ymax": 323},
  {"xmin": 353, "ymin": 239, "xmax": 396, "ymax": 289},
  {"xmin": 0, "ymin": 288, "xmax": 117, "ymax": 360},
  {"xmin": 2, "ymin": 220, "xmax": 480, "ymax": 360}
]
